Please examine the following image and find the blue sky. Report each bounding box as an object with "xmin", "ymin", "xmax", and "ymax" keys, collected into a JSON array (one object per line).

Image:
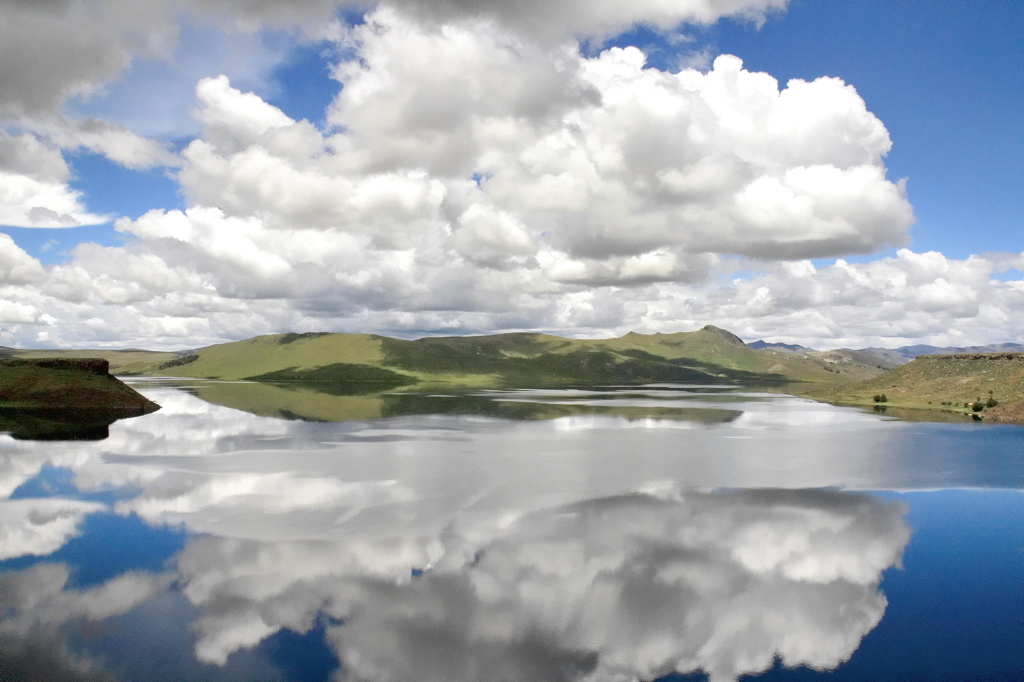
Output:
[{"xmin": 0, "ymin": 0, "xmax": 1021, "ymax": 349}]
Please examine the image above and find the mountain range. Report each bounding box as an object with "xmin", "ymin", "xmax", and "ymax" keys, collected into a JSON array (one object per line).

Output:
[{"xmin": 747, "ymin": 339, "xmax": 1024, "ymax": 364}]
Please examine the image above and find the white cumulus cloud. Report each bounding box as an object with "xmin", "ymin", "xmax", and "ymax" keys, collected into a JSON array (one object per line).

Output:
[{"xmin": 0, "ymin": 1, "xmax": 1018, "ymax": 349}]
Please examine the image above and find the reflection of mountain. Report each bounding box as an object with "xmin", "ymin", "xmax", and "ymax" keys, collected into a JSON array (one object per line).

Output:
[
  {"xmin": 181, "ymin": 380, "xmax": 743, "ymax": 425},
  {"xmin": 185, "ymin": 380, "xmax": 387, "ymax": 422},
  {"xmin": 171, "ymin": 488, "xmax": 909, "ymax": 681}
]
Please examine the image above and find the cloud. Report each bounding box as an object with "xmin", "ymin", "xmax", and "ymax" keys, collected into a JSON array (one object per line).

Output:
[
  {"xmin": 0, "ymin": 130, "xmax": 71, "ymax": 182},
  {"xmin": 14, "ymin": 11, "xmax": 906, "ymax": 344},
  {"xmin": 0, "ymin": 133, "xmax": 110, "ymax": 228},
  {"xmin": 681, "ymin": 249, "xmax": 1024, "ymax": 348},
  {"xmin": 0, "ymin": 1, "xmax": 179, "ymax": 119},
  {"xmin": 40, "ymin": 117, "xmax": 181, "ymax": 170},
  {"xmin": 0, "ymin": 233, "xmax": 46, "ymax": 285},
  {"xmin": 375, "ymin": 0, "xmax": 790, "ymax": 43},
  {"xmin": 0, "ymin": 174, "xmax": 110, "ymax": 228},
  {"xmin": 0, "ymin": 2, "xmax": 1018, "ymax": 349}
]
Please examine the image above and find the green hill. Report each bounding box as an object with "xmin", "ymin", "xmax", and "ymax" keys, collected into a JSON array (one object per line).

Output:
[
  {"xmin": 124, "ymin": 325, "xmax": 884, "ymax": 388},
  {"xmin": 806, "ymin": 353, "xmax": 1024, "ymax": 422}
]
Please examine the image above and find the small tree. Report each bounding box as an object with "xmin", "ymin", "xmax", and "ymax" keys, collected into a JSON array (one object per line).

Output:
[{"xmin": 873, "ymin": 394, "xmax": 888, "ymax": 403}]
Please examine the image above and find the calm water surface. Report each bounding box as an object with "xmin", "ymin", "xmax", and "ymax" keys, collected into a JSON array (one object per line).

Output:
[{"xmin": 1, "ymin": 382, "xmax": 1021, "ymax": 681}]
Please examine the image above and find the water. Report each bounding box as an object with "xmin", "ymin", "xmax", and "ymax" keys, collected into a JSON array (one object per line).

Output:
[{"xmin": 1, "ymin": 382, "xmax": 1021, "ymax": 681}]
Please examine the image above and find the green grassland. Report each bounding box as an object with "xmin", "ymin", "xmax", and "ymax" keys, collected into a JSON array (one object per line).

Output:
[
  {"xmin": 805, "ymin": 353, "xmax": 1024, "ymax": 422},
  {"xmin": 144, "ymin": 332, "xmax": 385, "ymax": 380},
  {"xmin": 125, "ymin": 325, "xmax": 882, "ymax": 389}
]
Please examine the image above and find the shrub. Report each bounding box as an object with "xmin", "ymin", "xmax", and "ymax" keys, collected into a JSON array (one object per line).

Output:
[
  {"xmin": 873, "ymin": 394, "xmax": 888, "ymax": 403},
  {"xmin": 159, "ymin": 353, "xmax": 199, "ymax": 370},
  {"xmin": 972, "ymin": 402, "xmax": 984, "ymax": 412}
]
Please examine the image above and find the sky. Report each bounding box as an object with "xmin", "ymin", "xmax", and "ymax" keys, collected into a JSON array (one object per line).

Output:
[{"xmin": 0, "ymin": 0, "xmax": 1021, "ymax": 351}]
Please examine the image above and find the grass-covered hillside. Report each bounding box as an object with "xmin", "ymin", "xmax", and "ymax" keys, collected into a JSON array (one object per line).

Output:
[
  {"xmin": 808, "ymin": 353, "xmax": 1024, "ymax": 421},
  {"xmin": 0, "ymin": 358, "xmax": 159, "ymax": 411},
  {"xmin": 123, "ymin": 325, "xmax": 885, "ymax": 388}
]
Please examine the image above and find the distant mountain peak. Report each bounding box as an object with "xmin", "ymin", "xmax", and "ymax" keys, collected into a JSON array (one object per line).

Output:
[{"xmin": 747, "ymin": 340, "xmax": 814, "ymax": 353}]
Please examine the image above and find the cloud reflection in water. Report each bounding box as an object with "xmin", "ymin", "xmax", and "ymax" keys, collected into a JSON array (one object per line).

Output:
[
  {"xmin": 8, "ymin": 382, "xmax": 1015, "ymax": 680},
  {"xmin": 170, "ymin": 487, "xmax": 909, "ymax": 681}
]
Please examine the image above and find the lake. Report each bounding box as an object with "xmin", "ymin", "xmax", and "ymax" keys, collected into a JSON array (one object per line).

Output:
[{"xmin": 1, "ymin": 381, "xmax": 1021, "ymax": 681}]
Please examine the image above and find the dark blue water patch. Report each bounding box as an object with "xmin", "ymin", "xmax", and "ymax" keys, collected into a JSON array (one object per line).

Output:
[
  {"xmin": 73, "ymin": 590, "xmax": 298, "ymax": 682},
  {"xmin": 0, "ymin": 512, "xmax": 189, "ymax": 588},
  {"xmin": 254, "ymin": 615, "xmax": 341, "ymax": 681},
  {"xmin": 836, "ymin": 489, "xmax": 1024, "ymax": 682},
  {"xmin": 902, "ymin": 423, "xmax": 1024, "ymax": 488}
]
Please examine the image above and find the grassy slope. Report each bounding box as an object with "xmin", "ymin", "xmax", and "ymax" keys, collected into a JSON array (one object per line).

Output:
[
  {"xmin": 131, "ymin": 325, "xmax": 882, "ymax": 387},
  {"xmin": 151, "ymin": 333, "xmax": 386, "ymax": 380},
  {"xmin": 0, "ymin": 359, "xmax": 159, "ymax": 411},
  {"xmin": 805, "ymin": 353, "xmax": 1024, "ymax": 421},
  {"xmin": 585, "ymin": 327, "xmax": 886, "ymax": 384}
]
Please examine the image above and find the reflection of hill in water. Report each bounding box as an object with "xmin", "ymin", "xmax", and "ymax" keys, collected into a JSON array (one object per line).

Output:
[
  {"xmin": 186, "ymin": 381, "xmax": 386, "ymax": 422},
  {"xmin": 186, "ymin": 381, "xmax": 743, "ymax": 425},
  {"xmin": 0, "ymin": 407, "xmax": 152, "ymax": 441}
]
